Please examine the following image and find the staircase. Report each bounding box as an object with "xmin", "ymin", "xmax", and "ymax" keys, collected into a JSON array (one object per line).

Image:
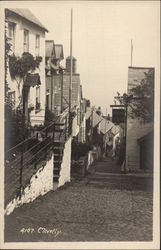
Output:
[
  {"xmin": 53, "ymin": 141, "xmax": 64, "ymax": 182},
  {"xmin": 52, "ymin": 120, "xmax": 68, "ymax": 188},
  {"xmin": 50, "ymin": 109, "xmax": 74, "ymax": 189}
]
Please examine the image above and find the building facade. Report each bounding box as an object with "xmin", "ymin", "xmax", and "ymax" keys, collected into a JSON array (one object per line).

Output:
[
  {"xmin": 45, "ymin": 44, "xmax": 81, "ymax": 115},
  {"xmin": 5, "ymin": 8, "xmax": 48, "ymax": 126},
  {"xmin": 126, "ymin": 66, "xmax": 154, "ymax": 171}
]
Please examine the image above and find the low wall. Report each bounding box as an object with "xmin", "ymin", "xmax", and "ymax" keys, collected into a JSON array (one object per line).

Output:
[
  {"xmin": 87, "ymin": 150, "xmax": 96, "ymax": 170},
  {"xmin": 58, "ymin": 137, "xmax": 72, "ymax": 188},
  {"xmin": 71, "ymin": 150, "xmax": 97, "ymax": 178},
  {"xmin": 72, "ymin": 114, "xmax": 80, "ymax": 137},
  {"xmin": 5, "ymin": 154, "xmax": 54, "ymax": 215}
]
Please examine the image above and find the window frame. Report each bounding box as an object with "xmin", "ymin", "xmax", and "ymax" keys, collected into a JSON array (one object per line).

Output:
[
  {"xmin": 24, "ymin": 29, "xmax": 29, "ymax": 52},
  {"xmin": 35, "ymin": 86, "xmax": 40, "ymax": 111},
  {"xmin": 35, "ymin": 34, "xmax": 40, "ymax": 56},
  {"xmin": 8, "ymin": 22, "xmax": 16, "ymax": 52}
]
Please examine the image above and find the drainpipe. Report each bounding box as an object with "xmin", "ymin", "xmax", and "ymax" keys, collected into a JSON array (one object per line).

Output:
[
  {"xmin": 61, "ymin": 69, "xmax": 63, "ymax": 113},
  {"xmin": 124, "ymin": 104, "xmax": 128, "ymax": 173},
  {"xmin": 51, "ymin": 73, "xmax": 53, "ymax": 112}
]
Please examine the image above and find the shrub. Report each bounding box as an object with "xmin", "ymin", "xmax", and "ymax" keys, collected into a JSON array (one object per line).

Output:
[{"xmin": 71, "ymin": 141, "xmax": 92, "ymax": 160}]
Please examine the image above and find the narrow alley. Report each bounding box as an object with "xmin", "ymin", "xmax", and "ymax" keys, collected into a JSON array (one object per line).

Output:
[{"xmin": 5, "ymin": 156, "xmax": 153, "ymax": 242}]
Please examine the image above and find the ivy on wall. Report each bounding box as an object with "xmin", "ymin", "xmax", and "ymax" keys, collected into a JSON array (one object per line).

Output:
[{"xmin": 9, "ymin": 53, "xmax": 42, "ymax": 107}]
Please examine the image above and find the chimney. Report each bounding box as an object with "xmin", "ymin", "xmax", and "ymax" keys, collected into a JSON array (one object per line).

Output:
[{"xmin": 66, "ymin": 56, "xmax": 77, "ymax": 73}]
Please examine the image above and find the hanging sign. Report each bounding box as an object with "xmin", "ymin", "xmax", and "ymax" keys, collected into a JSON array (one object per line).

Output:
[
  {"xmin": 25, "ymin": 73, "xmax": 41, "ymax": 87},
  {"xmin": 112, "ymin": 109, "xmax": 125, "ymax": 124}
]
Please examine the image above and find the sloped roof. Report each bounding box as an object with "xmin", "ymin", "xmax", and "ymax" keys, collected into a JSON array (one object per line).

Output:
[
  {"xmin": 111, "ymin": 125, "xmax": 120, "ymax": 135},
  {"xmin": 92, "ymin": 108, "xmax": 119, "ymax": 135},
  {"xmin": 54, "ymin": 44, "xmax": 64, "ymax": 60},
  {"xmin": 99, "ymin": 119, "xmax": 113, "ymax": 134},
  {"xmin": 92, "ymin": 111, "xmax": 103, "ymax": 128},
  {"xmin": 46, "ymin": 40, "xmax": 55, "ymax": 58},
  {"xmin": 6, "ymin": 8, "xmax": 48, "ymax": 32}
]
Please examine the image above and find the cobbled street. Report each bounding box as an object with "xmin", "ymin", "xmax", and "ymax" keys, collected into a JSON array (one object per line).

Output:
[{"xmin": 5, "ymin": 157, "xmax": 153, "ymax": 242}]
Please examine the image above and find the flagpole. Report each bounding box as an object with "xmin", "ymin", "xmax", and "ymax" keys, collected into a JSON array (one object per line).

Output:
[
  {"xmin": 131, "ymin": 39, "xmax": 133, "ymax": 67},
  {"xmin": 69, "ymin": 8, "xmax": 73, "ymax": 114}
]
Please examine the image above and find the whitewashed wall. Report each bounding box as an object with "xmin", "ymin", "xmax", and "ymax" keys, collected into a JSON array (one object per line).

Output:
[
  {"xmin": 6, "ymin": 13, "xmax": 46, "ymax": 124},
  {"xmin": 72, "ymin": 112, "xmax": 80, "ymax": 137},
  {"xmin": 58, "ymin": 137, "xmax": 72, "ymax": 188},
  {"xmin": 5, "ymin": 155, "xmax": 53, "ymax": 215},
  {"xmin": 87, "ymin": 151, "xmax": 95, "ymax": 170}
]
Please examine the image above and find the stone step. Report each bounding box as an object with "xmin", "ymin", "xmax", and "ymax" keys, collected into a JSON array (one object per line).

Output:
[
  {"xmin": 54, "ymin": 129, "xmax": 64, "ymax": 133},
  {"xmin": 53, "ymin": 141, "xmax": 65, "ymax": 145},
  {"xmin": 53, "ymin": 146, "xmax": 64, "ymax": 150},
  {"xmin": 54, "ymin": 166, "xmax": 60, "ymax": 170},
  {"xmin": 54, "ymin": 160, "xmax": 61, "ymax": 164},
  {"xmin": 54, "ymin": 123, "xmax": 65, "ymax": 126},
  {"xmin": 53, "ymin": 182, "xmax": 58, "ymax": 191},
  {"xmin": 54, "ymin": 153, "xmax": 63, "ymax": 157},
  {"xmin": 54, "ymin": 156, "xmax": 63, "ymax": 161},
  {"xmin": 53, "ymin": 175, "xmax": 59, "ymax": 182},
  {"xmin": 54, "ymin": 155, "xmax": 63, "ymax": 159},
  {"xmin": 53, "ymin": 169, "xmax": 60, "ymax": 175}
]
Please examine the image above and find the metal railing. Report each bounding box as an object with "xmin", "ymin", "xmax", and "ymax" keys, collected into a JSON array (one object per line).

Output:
[{"xmin": 5, "ymin": 107, "xmax": 75, "ymax": 204}]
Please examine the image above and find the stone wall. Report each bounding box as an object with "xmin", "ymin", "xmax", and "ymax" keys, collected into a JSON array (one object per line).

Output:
[
  {"xmin": 87, "ymin": 151, "xmax": 96, "ymax": 170},
  {"xmin": 5, "ymin": 154, "xmax": 54, "ymax": 215}
]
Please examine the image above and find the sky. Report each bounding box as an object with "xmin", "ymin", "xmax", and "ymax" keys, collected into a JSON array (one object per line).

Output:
[{"xmin": 3, "ymin": 1, "xmax": 160, "ymax": 115}]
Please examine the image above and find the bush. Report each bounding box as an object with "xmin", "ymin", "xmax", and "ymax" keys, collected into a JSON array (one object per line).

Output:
[
  {"xmin": 71, "ymin": 141, "xmax": 92, "ymax": 160},
  {"xmin": 5, "ymin": 105, "xmax": 30, "ymax": 152}
]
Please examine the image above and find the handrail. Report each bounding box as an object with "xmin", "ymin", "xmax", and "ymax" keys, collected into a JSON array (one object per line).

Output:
[
  {"xmin": 21, "ymin": 140, "xmax": 53, "ymax": 168},
  {"xmin": 5, "ymin": 107, "xmax": 77, "ymax": 200},
  {"xmin": 5, "ymin": 113, "xmax": 61, "ymax": 155},
  {"xmin": 5, "ymin": 110, "xmax": 74, "ymax": 166},
  {"xmin": 6, "ymin": 137, "xmax": 50, "ymax": 167}
]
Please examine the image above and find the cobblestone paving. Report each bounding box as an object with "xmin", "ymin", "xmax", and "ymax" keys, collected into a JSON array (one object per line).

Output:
[{"xmin": 5, "ymin": 158, "xmax": 153, "ymax": 242}]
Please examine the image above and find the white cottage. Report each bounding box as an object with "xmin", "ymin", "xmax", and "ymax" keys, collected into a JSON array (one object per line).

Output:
[{"xmin": 5, "ymin": 8, "xmax": 48, "ymax": 126}]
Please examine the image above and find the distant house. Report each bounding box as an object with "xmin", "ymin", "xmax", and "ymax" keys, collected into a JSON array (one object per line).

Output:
[
  {"xmin": 126, "ymin": 66, "xmax": 154, "ymax": 171},
  {"xmin": 45, "ymin": 40, "xmax": 64, "ymax": 114},
  {"xmin": 46, "ymin": 42, "xmax": 81, "ymax": 115},
  {"xmin": 89, "ymin": 107, "xmax": 121, "ymax": 155},
  {"xmin": 5, "ymin": 8, "xmax": 48, "ymax": 126},
  {"xmin": 45, "ymin": 43, "xmax": 85, "ymax": 135}
]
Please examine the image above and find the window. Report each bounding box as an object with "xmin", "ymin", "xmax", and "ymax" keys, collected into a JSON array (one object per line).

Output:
[
  {"xmin": 24, "ymin": 29, "xmax": 29, "ymax": 52},
  {"xmin": 35, "ymin": 34, "xmax": 40, "ymax": 56},
  {"xmin": 8, "ymin": 22, "xmax": 15, "ymax": 52},
  {"xmin": 36, "ymin": 86, "xmax": 40, "ymax": 110}
]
